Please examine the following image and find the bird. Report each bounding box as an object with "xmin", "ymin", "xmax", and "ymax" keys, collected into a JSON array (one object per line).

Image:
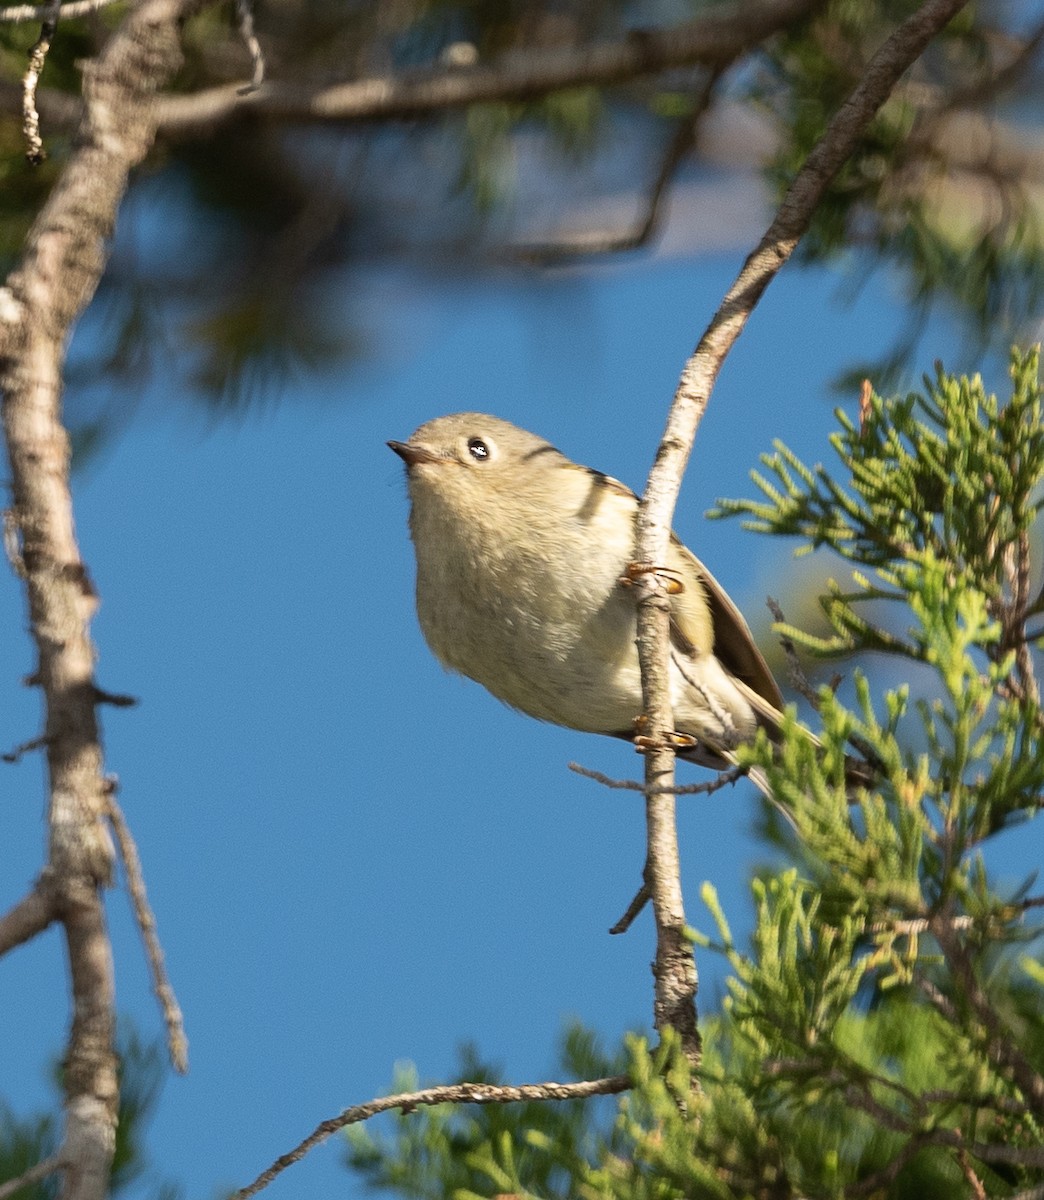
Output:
[{"xmin": 388, "ymin": 412, "xmax": 790, "ymax": 776}]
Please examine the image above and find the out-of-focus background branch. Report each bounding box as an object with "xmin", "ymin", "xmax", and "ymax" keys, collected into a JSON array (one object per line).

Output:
[{"xmin": 1, "ymin": 0, "xmax": 1040, "ymax": 432}]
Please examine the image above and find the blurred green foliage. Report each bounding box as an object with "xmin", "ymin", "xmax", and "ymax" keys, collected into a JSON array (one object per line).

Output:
[{"xmin": 1, "ymin": 0, "xmax": 1040, "ymax": 416}]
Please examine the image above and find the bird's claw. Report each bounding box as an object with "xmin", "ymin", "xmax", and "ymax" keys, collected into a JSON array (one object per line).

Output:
[
  {"xmin": 632, "ymin": 717, "xmax": 698, "ymax": 754},
  {"xmin": 620, "ymin": 562, "xmax": 685, "ymax": 595}
]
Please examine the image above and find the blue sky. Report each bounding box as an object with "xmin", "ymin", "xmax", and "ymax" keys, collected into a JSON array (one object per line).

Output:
[{"xmin": 0, "ymin": 189, "xmax": 1038, "ymax": 1199}]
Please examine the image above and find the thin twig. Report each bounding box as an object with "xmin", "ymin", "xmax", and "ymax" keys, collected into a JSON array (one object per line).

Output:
[
  {"xmin": 866, "ymin": 895, "xmax": 1044, "ymax": 938},
  {"xmin": 610, "ymin": 883, "xmax": 650, "ymax": 935},
  {"xmin": 858, "ymin": 377, "xmax": 874, "ymax": 432},
  {"xmin": 22, "ymin": 0, "xmax": 61, "ymax": 164},
  {"xmin": 956, "ymin": 1148, "xmax": 988, "ymax": 1200},
  {"xmin": 231, "ymin": 1075, "xmax": 632, "ymax": 1199},
  {"xmin": 92, "ymin": 685, "xmax": 138, "ymax": 707},
  {"xmin": 0, "ymin": 0, "xmax": 120, "ymax": 21},
  {"xmin": 568, "ymin": 761, "xmax": 745, "ymax": 794},
  {"xmin": 845, "ymin": 1136, "xmax": 929, "ymax": 1197},
  {"xmin": 766, "ymin": 596, "xmax": 820, "ymax": 706},
  {"xmin": 1011, "ymin": 527, "xmax": 1039, "ymax": 703},
  {"xmin": 0, "ymin": 1154, "xmax": 65, "ymax": 1200},
  {"xmin": 234, "ymin": 0, "xmax": 264, "ymax": 94},
  {"xmin": 3, "ymin": 509, "xmax": 26, "ymax": 576},
  {"xmin": 105, "ymin": 788, "xmax": 188, "ymax": 1073},
  {"xmin": 936, "ymin": 18, "xmax": 1044, "ymax": 111},
  {"xmin": 2, "ymin": 733, "xmax": 49, "ymax": 763},
  {"xmin": 514, "ymin": 70, "xmax": 721, "ymax": 261}
]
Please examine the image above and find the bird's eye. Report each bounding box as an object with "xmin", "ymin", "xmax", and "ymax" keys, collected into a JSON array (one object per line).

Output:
[{"xmin": 467, "ymin": 437, "xmax": 491, "ymax": 462}]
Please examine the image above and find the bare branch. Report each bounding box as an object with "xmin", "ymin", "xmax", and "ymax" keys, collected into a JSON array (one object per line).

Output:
[
  {"xmin": 956, "ymin": 1147, "xmax": 988, "ymax": 1200},
  {"xmin": 0, "ymin": 876, "xmax": 58, "ymax": 955},
  {"xmin": 233, "ymin": 0, "xmax": 264, "ymax": 94},
  {"xmin": 941, "ymin": 18, "xmax": 1044, "ymax": 110},
  {"xmin": 846, "ymin": 1136, "xmax": 930, "ymax": 1197},
  {"xmin": 866, "ymin": 894, "xmax": 1044, "ymax": 939},
  {"xmin": 2, "ymin": 732, "xmax": 49, "ymax": 762},
  {"xmin": 154, "ymin": 0, "xmax": 821, "ymax": 134},
  {"xmin": 22, "ymin": 0, "xmax": 60, "ymax": 164},
  {"xmin": 631, "ymin": 0, "xmax": 971, "ymax": 1067},
  {"xmin": 568, "ymin": 760, "xmax": 745, "ymax": 795},
  {"xmin": 766, "ymin": 596, "xmax": 820, "ymax": 707},
  {"xmin": 610, "ymin": 882, "xmax": 650, "ymax": 935},
  {"xmin": 0, "ymin": 1154, "xmax": 65, "ymax": 1200},
  {"xmin": 0, "ymin": 78, "xmax": 80, "ymax": 129},
  {"xmin": 1011, "ymin": 527, "xmax": 1039, "ymax": 703},
  {"xmin": 845, "ymin": 1130, "xmax": 1044, "ymax": 1194},
  {"xmin": 513, "ymin": 70, "xmax": 721, "ymax": 261},
  {"xmin": 2, "ymin": 508, "xmax": 26, "ymax": 576},
  {"xmin": 232, "ymin": 1075, "xmax": 632, "ymax": 1200},
  {"xmin": 0, "ymin": 0, "xmax": 120, "ymax": 22},
  {"xmin": 106, "ymin": 789, "xmax": 188, "ymax": 1073}
]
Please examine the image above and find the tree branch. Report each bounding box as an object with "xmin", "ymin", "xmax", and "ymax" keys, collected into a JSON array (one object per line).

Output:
[
  {"xmin": 0, "ymin": 875, "xmax": 58, "ymax": 955},
  {"xmin": 106, "ymin": 790, "xmax": 188, "ymax": 1073},
  {"xmin": 0, "ymin": 0, "xmax": 210, "ymax": 1195},
  {"xmin": 0, "ymin": 0, "xmax": 120, "ymax": 22},
  {"xmin": 22, "ymin": 0, "xmax": 61, "ymax": 163},
  {"xmin": 512, "ymin": 70, "xmax": 721, "ymax": 261},
  {"xmin": 631, "ymin": 0, "xmax": 971, "ymax": 1065},
  {"xmin": 0, "ymin": 1154, "xmax": 65, "ymax": 1200},
  {"xmin": 154, "ymin": 0, "xmax": 821, "ymax": 135},
  {"xmin": 231, "ymin": 1075, "xmax": 632, "ymax": 1199}
]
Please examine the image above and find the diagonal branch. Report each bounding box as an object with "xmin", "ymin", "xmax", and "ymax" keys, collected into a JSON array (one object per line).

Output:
[
  {"xmin": 106, "ymin": 790, "xmax": 188, "ymax": 1073},
  {"xmin": 0, "ymin": 875, "xmax": 58, "ymax": 955},
  {"xmin": 513, "ymin": 69, "xmax": 723, "ymax": 261},
  {"xmin": 630, "ymin": 0, "xmax": 971, "ymax": 1065},
  {"xmin": 231, "ymin": 1074, "xmax": 631, "ymax": 1200},
  {"xmin": 0, "ymin": 1154, "xmax": 65, "ymax": 1200}
]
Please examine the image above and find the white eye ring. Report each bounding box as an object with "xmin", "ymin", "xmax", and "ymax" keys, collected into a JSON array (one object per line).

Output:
[{"xmin": 467, "ymin": 437, "xmax": 491, "ymax": 462}]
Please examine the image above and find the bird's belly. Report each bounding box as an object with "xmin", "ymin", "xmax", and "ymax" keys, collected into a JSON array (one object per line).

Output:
[
  {"xmin": 454, "ymin": 603, "xmax": 645, "ymax": 734},
  {"xmin": 414, "ymin": 521, "xmax": 645, "ymax": 732}
]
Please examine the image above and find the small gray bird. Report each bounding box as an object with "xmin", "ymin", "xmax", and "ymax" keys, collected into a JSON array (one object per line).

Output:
[{"xmin": 389, "ymin": 413, "xmax": 787, "ymax": 772}]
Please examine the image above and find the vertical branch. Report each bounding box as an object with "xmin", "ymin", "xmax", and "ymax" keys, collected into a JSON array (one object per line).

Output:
[
  {"xmin": 22, "ymin": 0, "xmax": 61, "ymax": 163},
  {"xmin": 632, "ymin": 0, "xmax": 971, "ymax": 1063},
  {"xmin": 0, "ymin": 1, "xmax": 201, "ymax": 1196}
]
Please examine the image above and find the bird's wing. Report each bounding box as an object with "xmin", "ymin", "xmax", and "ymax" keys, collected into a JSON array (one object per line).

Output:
[
  {"xmin": 667, "ymin": 535, "xmax": 784, "ymax": 715},
  {"xmin": 591, "ymin": 471, "xmax": 784, "ymax": 718}
]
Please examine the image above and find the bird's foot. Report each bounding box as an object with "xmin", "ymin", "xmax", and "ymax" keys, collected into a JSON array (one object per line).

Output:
[
  {"xmin": 620, "ymin": 561, "xmax": 686, "ymax": 594},
  {"xmin": 632, "ymin": 715, "xmax": 698, "ymax": 754}
]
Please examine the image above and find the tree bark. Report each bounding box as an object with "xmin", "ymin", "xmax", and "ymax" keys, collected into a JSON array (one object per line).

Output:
[{"xmin": 0, "ymin": 1, "xmax": 203, "ymax": 1195}]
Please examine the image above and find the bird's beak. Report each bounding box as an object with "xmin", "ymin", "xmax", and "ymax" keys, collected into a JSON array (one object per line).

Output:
[{"xmin": 388, "ymin": 440, "xmax": 444, "ymax": 468}]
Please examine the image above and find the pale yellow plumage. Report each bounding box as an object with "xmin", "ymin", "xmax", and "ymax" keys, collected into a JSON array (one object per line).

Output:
[{"xmin": 389, "ymin": 412, "xmax": 787, "ymax": 771}]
